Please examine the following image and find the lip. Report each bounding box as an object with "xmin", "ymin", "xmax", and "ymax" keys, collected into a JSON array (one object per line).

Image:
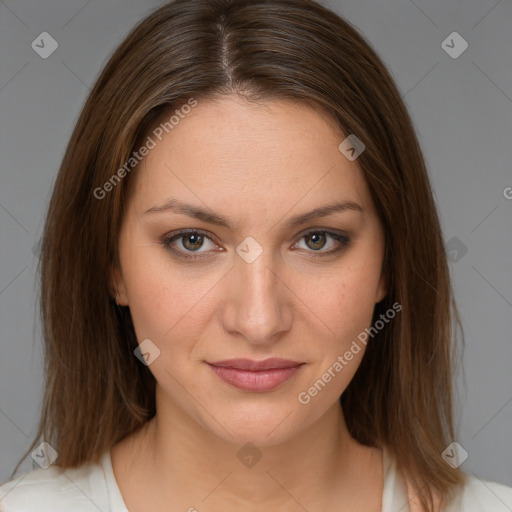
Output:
[
  {"xmin": 206, "ymin": 358, "xmax": 305, "ymax": 392},
  {"xmin": 208, "ymin": 358, "xmax": 303, "ymax": 370}
]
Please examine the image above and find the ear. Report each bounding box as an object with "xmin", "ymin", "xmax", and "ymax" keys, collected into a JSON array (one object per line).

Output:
[
  {"xmin": 375, "ymin": 268, "xmax": 387, "ymax": 304},
  {"xmin": 110, "ymin": 264, "xmax": 128, "ymax": 306}
]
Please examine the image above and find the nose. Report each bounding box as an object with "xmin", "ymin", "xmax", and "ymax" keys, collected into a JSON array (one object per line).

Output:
[{"xmin": 221, "ymin": 251, "xmax": 293, "ymax": 345}]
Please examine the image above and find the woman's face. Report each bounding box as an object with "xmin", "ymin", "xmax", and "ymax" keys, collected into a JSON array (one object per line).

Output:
[{"xmin": 115, "ymin": 95, "xmax": 387, "ymax": 446}]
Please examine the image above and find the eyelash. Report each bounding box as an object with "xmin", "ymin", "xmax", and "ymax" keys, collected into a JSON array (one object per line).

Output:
[{"xmin": 161, "ymin": 228, "xmax": 351, "ymax": 261}]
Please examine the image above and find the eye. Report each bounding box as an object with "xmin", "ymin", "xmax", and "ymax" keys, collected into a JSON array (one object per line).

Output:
[
  {"xmin": 293, "ymin": 229, "xmax": 351, "ymax": 257},
  {"xmin": 161, "ymin": 228, "xmax": 351, "ymax": 261},
  {"xmin": 162, "ymin": 229, "xmax": 220, "ymax": 260}
]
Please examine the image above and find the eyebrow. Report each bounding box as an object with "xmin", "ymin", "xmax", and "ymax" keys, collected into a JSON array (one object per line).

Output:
[{"xmin": 144, "ymin": 197, "xmax": 363, "ymax": 230}]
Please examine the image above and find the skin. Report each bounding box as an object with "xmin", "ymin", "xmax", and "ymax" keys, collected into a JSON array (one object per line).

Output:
[{"xmin": 111, "ymin": 95, "xmax": 387, "ymax": 512}]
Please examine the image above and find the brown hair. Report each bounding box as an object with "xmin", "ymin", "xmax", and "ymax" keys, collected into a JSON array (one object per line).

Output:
[{"xmin": 14, "ymin": 0, "xmax": 465, "ymax": 509}]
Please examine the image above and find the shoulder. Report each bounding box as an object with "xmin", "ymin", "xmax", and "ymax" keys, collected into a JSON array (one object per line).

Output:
[
  {"xmin": 446, "ymin": 474, "xmax": 512, "ymax": 511},
  {"xmin": 388, "ymin": 449, "xmax": 512, "ymax": 512},
  {"xmin": 0, "ymin": 456, "xmax": 110, "ymax": 512}
]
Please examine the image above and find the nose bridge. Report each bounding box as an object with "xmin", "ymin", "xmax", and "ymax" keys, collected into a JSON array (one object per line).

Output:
[
  {"xmin": 238, "ymin": 250, "xmax": 280, "ymax": 319},
  {"xmin": 223, "ymin": 244, "xmax": 291, "ymax": 342},
  {"xmin": 240, "ymin": 253, "xmax": 275, "ymax": 301}
]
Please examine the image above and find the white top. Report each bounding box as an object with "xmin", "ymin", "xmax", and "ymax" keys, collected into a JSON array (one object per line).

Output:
[{"xmin": 1, "ymin": 447, "xmax": 512, "ymax": 511}]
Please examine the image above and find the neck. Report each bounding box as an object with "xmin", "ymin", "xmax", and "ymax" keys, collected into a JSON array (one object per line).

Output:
[{"xmin": 118, "ymin": 384, "xmax": 383, "ymax": 511}]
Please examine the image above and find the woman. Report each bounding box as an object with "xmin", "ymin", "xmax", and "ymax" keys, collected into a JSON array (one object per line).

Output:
[{"xmin": 1, "ymin": 0, "xmax": 511, "ymax": 511}]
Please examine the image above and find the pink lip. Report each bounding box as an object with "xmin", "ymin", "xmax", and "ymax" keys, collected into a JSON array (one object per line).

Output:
[{"xmin": 206, "ymin": 358, "xmax": 305, "ymax": 392}]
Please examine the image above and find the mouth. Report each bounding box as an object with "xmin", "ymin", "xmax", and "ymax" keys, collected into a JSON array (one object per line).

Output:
[{"xmin": 206, "ymin": 358, "xmax": 305, "ymax": 392}]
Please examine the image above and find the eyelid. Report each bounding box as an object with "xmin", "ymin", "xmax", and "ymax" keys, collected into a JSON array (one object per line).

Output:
[{"xmin": 298, "ymin": 227, "xmax": 350, "ymax": 242}]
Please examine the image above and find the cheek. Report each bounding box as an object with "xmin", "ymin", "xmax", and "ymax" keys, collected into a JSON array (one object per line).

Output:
[
  {"xmin": 307, "ymin": 252, "xmax": 383, "ymax": 347},
  {"xmin": 295, "ymin": 262, "xmax": 380, "ymax": 410},
  {"xmin": 122, "ymin": 242, "xmax": 223, "ymax": 352},
  {"xmin": 119, "ymin": 240, "xmax": 179, "ymax": 336}
]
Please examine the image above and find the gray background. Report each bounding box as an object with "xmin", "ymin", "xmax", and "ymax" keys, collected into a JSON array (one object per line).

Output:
[{"xmin": 1, "ymin": 0, "xmax": 511, "ymax": 493}]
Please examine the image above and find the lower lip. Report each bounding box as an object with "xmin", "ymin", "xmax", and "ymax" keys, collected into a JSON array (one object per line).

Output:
[{"xmin": 207, "ymin": 364, "xmax": 302, "ymax": 392}]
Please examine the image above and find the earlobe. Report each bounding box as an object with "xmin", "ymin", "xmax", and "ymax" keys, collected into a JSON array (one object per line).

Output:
[
  {"xmin": 111, "ymin": 265, "xmax": 127, "ymax": 306},
  {"xmin": 375, "ymin": 271, "xmax": 387, "ymax": 304}
]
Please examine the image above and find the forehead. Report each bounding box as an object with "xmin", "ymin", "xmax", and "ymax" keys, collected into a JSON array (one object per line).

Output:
[{"xmin": 126, "ymin": 95, "xmax": 374, "ymax": 222}]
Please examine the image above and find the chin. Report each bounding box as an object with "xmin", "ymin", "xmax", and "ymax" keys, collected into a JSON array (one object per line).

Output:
[
  {"xmin": 200, "ymin": 401, "xmax": 307, "ymax": 448},
  {"xmin": 213, "ymin": 423, "xmax": 296, "ymax": 449}
]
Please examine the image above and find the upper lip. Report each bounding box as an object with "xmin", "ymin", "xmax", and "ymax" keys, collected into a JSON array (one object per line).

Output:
[{"xmin": 207, "ymin": 358, "xmax": 304, "ymax": 371}]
